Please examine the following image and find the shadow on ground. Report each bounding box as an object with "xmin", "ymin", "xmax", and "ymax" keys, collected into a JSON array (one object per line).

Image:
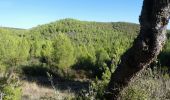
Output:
[{"xmin": 21, "ymin": 65, "xmax": 90, "ymax": 92}]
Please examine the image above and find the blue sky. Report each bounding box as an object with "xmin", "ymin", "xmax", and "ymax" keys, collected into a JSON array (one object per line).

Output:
[{"xmin": 0, "ymin": 0, "xmax": 144, "ymax": 29}]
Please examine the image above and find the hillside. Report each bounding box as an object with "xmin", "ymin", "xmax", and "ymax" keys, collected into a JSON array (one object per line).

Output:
[{"xmin": 0, "ymin": 19, "xmax": 170, "ymax": 99}]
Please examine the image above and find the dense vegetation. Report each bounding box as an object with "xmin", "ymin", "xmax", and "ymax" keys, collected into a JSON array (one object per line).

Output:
[{"xmin": 0, "ymin": 18, "xmax": 170, "ymax": 99}]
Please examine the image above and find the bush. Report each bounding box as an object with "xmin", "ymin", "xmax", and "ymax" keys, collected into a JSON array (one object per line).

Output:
[
  {"xmin": 120, "ymin": 68, "xmax": 170, "ymax": 100},
  {"xmin": 2, "ymin": 85, "xmax": 21, "ymax": 100},
  {"xmin": 0, "ymin": 72, "xmax": 22, "ymax": 100}
]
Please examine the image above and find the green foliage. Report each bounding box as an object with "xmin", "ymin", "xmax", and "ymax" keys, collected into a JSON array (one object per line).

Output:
[
  {"xmin": 41, "ymin": 41, "xmax": 52, "ymax": 58},
  {"xmin": 0, "ymin": 28, "xmax": 30, "ymax": 66},
  {"xmin": 95, "ymin": 48, "xmax": 111, "ymax": 78},
  {"xmin": 0, "ymin": 62, "xmax": 6, "ymax": 77},
  {"xmin": 0, "ymin": 71, "xmax": 22, "ymax": 100},
  {"xmin": 0, "ymin": 19, "xmax": 139, "ymax": 78},
  {"xmin": 52, "ymin": 33, "xmax": 75, "ymax": 69},
  {"xmin": 29, "ymin": 39, "xmax": 42, "ymax": 58},
  {"xmin": 2, "ymin": 85, "xmax": 21, "ymax": 100},
  {"xmin": 96, "ymin": 48, "xmax": 110, "ymax": 69}
]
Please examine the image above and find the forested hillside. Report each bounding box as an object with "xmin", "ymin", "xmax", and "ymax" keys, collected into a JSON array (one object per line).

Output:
[{"xmin": 0, "ymin": 19, "xmax": 170, "ymax": 99}]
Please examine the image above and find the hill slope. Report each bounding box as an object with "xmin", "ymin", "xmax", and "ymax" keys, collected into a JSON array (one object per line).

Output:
[
  {"xmin": 0, "ymin": 19, "xmax": 169, "ymax": 75},
  {"xmin": 0, "ymin": 19, "xmax": 170, "ymax": 99}
]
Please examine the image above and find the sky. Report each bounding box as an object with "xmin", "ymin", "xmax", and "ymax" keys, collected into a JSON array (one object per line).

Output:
[{"xmin": 0, "ymin": 0, "xmax": 144, "ymax": 29}]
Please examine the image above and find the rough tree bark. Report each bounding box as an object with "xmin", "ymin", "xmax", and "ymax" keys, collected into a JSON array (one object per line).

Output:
[{"xmin": 104, "ymin": 0, "xmax": 170, "ymax": 100}]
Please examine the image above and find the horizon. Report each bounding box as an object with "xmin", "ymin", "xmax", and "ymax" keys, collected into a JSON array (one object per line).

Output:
[{"xmin": 0, "ymin": 18, "xmax": 140, "ymax": 29}]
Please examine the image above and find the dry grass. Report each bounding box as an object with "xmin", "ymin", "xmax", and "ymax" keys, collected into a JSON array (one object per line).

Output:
[{"xmin": 21, "ymin": 81, "xmax": 75, "ymax": 100}]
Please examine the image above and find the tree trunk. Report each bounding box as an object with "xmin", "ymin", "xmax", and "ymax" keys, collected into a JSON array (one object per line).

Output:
[{"xmin": 104, "ymin": 0, "xmax": 170, "ymax": 99}]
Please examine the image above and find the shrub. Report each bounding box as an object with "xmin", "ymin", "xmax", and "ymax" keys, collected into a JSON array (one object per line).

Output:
[
  {"xmin": 0, "ymin": 72, "xmax": 22, "ymax": 100},
  {"xmin": 120, "ymin": 68, "xmax": 170, "ymax": 100},
  {"xmin": 2, "ymin": 85, "xmax": 21, "ymax": 100}
]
